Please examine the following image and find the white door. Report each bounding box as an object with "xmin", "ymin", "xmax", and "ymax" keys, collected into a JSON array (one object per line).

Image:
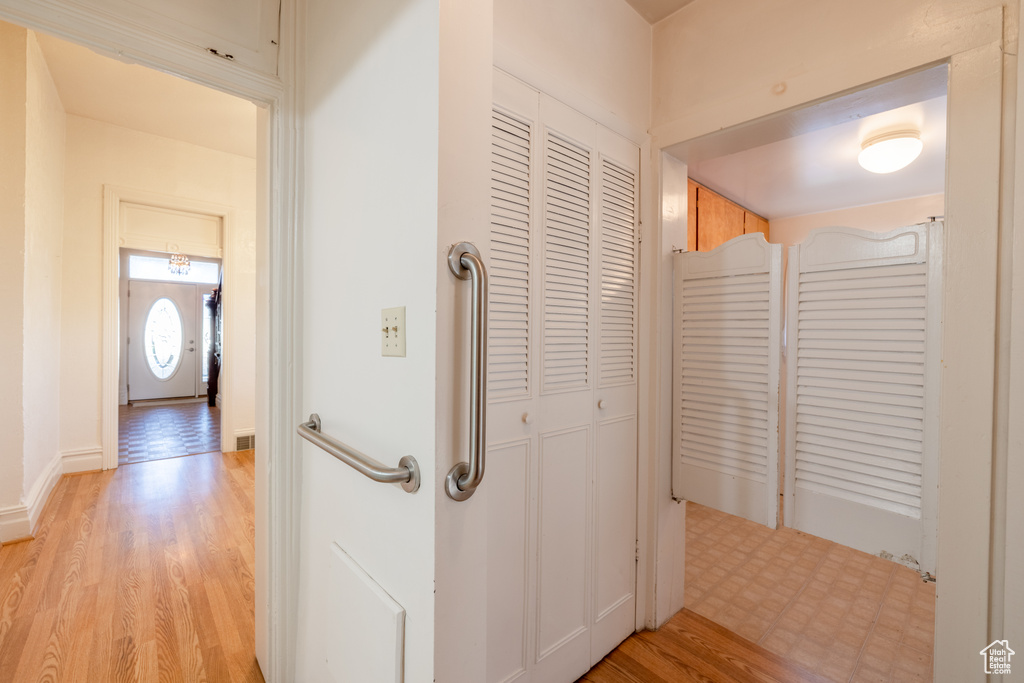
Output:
[
  {"xmin": 127, "ymin": 280, "xmax": 198, "ymax": 400},
  {"xmin": 784, "ymin": 223, "xmax": 942, "ymax": 573},
  {"xmin": 486, "ymin": 71, "xmax": 639, "ymax": 683},
  {"xmin": 672, "ymin": 234, "xmax": 783, "ymax": 528}
]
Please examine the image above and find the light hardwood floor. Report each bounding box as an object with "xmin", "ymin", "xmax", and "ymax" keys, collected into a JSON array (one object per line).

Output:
[
  {"xmin": 579, "ymin": 608, "xmax": 828, "ymax": 683},
  {"xmin": 0, "ymin": 450, "xmax": 262, "ymax": 683}
]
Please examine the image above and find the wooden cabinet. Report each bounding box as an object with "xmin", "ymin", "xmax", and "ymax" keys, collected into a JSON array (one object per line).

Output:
[
  {"xmin": 744, "ymin": 211, "xmax": 770, "ymax": 238},
  {"xmin": 687, "ymin": 179, "xmax": 770, "ymax": 251}
]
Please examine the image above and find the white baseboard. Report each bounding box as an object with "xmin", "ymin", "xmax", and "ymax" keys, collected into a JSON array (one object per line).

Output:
[
  {"xmin": 62, "ymin": 447, "xmax": 104, "ymax": 474},
  {"xmin": 0, "ymin": 452, "xmax": 63, "ymax": 543},
  {"xmin": 0, "ymin": 504, "xmax": 31, "ymax": 543}
]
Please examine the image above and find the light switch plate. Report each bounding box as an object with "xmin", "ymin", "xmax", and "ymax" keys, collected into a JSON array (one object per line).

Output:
[{"xmin": 381, "ymin": 307, "xmax": 406, "ymax": 357}]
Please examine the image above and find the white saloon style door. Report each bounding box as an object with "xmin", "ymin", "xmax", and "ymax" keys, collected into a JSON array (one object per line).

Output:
[
  {"xmin": 127, "ymin": 279, "xmax": 201, "ymax": 400},
  {"xmin": 672, "ymin": 234, "xmax": 783, "ymax": 528},
  {"xmin": 784, "ymin": 224, "xmax": 943, "ymax": 573},
  {"xmin": 486, "ymin": 71, "xmax": 640, "ymax": 683}
]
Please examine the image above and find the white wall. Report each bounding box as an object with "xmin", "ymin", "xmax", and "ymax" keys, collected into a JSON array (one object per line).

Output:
[
  {"xmin": 769, "ymin": 194, "xmax": 945, "ymax": 246},
  {"xmin": 60, "ymin": 115, "xmax": 256, "ymax": 459},
  {"xmin": 0, "ymin": 24, "xmax": 66, "ymax": 541},
  {"xmin": 0, "ymin": 22, "xmax": 28, "ymax": 522},
  {"xmin": 651, "ymin": 1, "xmax": 1013, "ymax": 678},
  {"xmin": 493, "ymin": 0, "xmax": 651, "ymax": 138},
  {"xmin": 297, "ymin": 1, "xmax": 440, "ymax": 680},
  {"xmin": 22, "ymin": 31, "xmax": 66, "ymax": 494}
]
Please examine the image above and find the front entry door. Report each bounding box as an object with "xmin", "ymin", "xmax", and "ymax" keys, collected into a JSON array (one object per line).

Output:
[{"xmin": 128, "ymin": 280, "xmax": 199, "ymax": 400}]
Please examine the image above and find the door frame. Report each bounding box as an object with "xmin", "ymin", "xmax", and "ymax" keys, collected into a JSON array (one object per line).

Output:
[
  {"xmin": 0, "ymin": 2, "xmax": 302, "ymax": 680},
  {"xmin": 105, "ymin": 188, "xmax": 237, "ymax": 460},
  {"xmin": 650, "ymin": 14, "xmax": 1004, "ymax": 680}
]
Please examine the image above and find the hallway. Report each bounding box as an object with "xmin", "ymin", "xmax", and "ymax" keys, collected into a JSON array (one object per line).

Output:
[{"xmin": 0, "ymin": 450, "xmax": 261, "ymax": 682}]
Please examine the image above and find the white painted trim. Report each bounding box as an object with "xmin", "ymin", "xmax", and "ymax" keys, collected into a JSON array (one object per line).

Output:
[
  {"xmin": 29, "ymin": 455, "xmax": 66, "ymax": 527},
  {"xmin": 639, "ymin": 150, "xmax": 686, "ymax": 629},
  {"xmin": 935, "ymin": 42, "xmax": 1002, "ymax": 682},
  {"xmin": 102, "ymin": 185, "xmax": 118, "ymax": 471},
  {"xmin": 921, "ymin": 221, "xmax": 943, "ymax": 573},
  {"xmin": 0, "ymin": 0, "xmax": 283, "ymax": 103},
  {"xmin": 1002, "ymin": 15, "xmax": 1024, "ymax": 653},
  {"xmin": 0, "ymin": 3, "xmax": 301, "ymax": 680},
  {"xmin": 0, "ymin": 452, "xmax": 63, "ymax": 543},
  {"xmin": 62, "ymin": 447, "xmax": 103, "ymax": 474},
  {"xmin": 0, "ymin": 505, "xmax": 32, "ymax": 544}
]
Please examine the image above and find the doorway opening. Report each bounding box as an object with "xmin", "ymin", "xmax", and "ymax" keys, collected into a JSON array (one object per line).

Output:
[
  {"xmin": 666, "ymin": 64, "xmax": 947, "ymax": 681},
  {"xmin": 0, "ymin": 16, "xmax": 271, "ymax": 681},
  {"xmin": 119, "ymin": 248, "xmax": 225, "ymax": 465}
]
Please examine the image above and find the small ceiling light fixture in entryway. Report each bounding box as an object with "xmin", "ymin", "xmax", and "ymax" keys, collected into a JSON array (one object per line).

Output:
[
  {"xmin": 858, "ymin": 130, "xmax": 923, "ymax": 174},
  {"xmin": 168, "ymin": 252, "xmax": 191, "ymax": 275}
]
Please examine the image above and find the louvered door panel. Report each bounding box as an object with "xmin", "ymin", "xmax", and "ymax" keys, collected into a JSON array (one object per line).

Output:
[
  {"xmin": 489, "ymin": 108, "xmax": 533, "ymax": 399},
  {"xmin": 541, "ymin": 131, "xmax": 592, "ymax": 393},
  {"xmin": 785, "ymin": 224, "xmax": 942, "ymax": 572},
  {"xmin": 598, "ymin": 158, "xmax": 637, "ymax": 388},
  {"xmin": 673, "ymin": 234, "xmax": 782, "ymax": 528}
]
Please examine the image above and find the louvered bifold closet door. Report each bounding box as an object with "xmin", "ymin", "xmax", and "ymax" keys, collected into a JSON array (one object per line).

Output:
[
  {"xmin": 485, "ymin": 72, "xmax": 641, "ymax": 683},
  {"xmin": 672, "ymin": 234, "xmax": 783, "ymax": 528},
  {"xmin": 784, "ymin": 224, "xmax": 942, "ymax": 572}
]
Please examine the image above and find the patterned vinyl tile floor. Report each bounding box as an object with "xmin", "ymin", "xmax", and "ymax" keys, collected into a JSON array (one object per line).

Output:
[
  {"xmin": 118, "ymin": 401, "xmax": 221, "ymax": 465},
  {"xmin": 685, "ymin": 502, "xmax": 935, "ymax": 682}
]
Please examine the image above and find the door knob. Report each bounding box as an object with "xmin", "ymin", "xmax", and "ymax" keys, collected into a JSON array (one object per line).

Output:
[
  {"xmin": 522, "ymin": 412, "xmax": 533, "ymax": 425},
  {"xmin": 597, "ymin": 399, "xmax": 606, "ymax": 409}
]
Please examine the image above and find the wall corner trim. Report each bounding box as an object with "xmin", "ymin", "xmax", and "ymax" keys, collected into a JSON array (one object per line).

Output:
[{"xmin": 0, "ymin": 451, "xmax": 63, "ymax": 543}]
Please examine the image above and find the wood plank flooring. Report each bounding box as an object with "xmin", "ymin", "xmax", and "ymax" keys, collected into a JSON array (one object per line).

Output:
[
  {"xmin": 0, "ymin": 451, "xmax": 263, "ymax": 683},
  {"xmin": 579, "ymin": 608, "xmax": 829, "ymax": 683}
]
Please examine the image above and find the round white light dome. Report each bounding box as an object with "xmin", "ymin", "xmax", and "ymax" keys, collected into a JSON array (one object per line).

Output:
[{"xmin": 858, "ymin": 131, "xmax": 923, "ymax": 174}]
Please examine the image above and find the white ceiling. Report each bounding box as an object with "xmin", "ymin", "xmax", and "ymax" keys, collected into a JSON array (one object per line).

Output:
[
  {"xmin": 36, "ymin": 32, "xmax": 257, "ymax": 159},
  {"xmin": 622, "ymin": 0, "xmax": 697, "ymax": 23},
  {"xmin": 687, "ymin": 95, "xmax": 947, "ymax": 221}
]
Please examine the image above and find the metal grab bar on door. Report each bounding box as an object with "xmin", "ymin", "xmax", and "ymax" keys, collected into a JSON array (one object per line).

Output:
[
  {"xmin": 446, "ymin": 242, "xmax": 488, "ymax": 501},
  {"xmin": 297, "ymin": 413, "xmax": 420, "ymax": 493}
]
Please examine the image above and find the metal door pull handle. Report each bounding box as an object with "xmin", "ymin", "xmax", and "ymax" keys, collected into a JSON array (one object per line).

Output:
[
  {"xmin": 297, "ymin": 413, "xmax": 419, "ymax": 493},
  {"xmin": 446, "ymin": 242, "xmax": 488, "ymax": 501}
]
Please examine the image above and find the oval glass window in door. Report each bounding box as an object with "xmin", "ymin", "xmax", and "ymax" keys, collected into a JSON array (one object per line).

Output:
[{"xmin": 144, "ymin": 297, "xmax": 184, "ymax": 380}]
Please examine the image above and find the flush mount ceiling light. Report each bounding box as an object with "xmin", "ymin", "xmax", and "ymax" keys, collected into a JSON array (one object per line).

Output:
[{"xmin": 858, "ymin": 130, "xmax": 923, "ymax": 174}]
